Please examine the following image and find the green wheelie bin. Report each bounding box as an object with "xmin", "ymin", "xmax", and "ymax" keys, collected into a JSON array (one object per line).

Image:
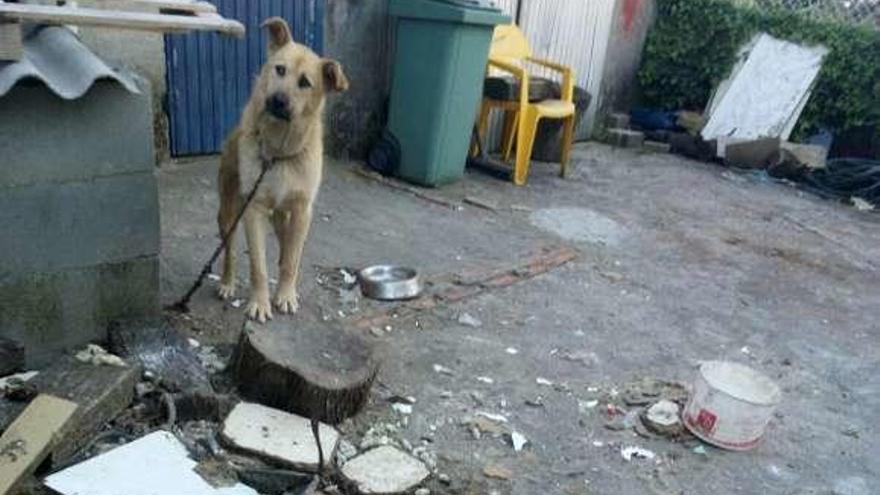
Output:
[{"xmin": 386, "ymin": 0, "xmax": 509, "ymax": 186}]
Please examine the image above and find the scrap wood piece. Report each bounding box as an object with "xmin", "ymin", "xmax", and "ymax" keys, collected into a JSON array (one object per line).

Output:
[
  {"xmin": 0, "ymin": 356, "xmax": 140, "ymax": 467},
  {"xmin": 234, "ymin": 321, "xmax": 379, "ymax": 425},
  {"xmin": 108, "ymin": 320, "xmax": 212, "ymax": 394},
  {"xmin": 0, "ymin": 2, "xmax": 244, "ymax": 37},
  {"xmin": 352, "ymin": 245, "xmax": 578, "ymax": 331},
  {"xmin": 351, "ymin": 167, "xmax": 460, "ymax": 210},
  {"xmin": 0, "ymin": 20, "xmax": 22, "ymax": 62},
  {"xmin": 0, "ymin": 394, "xmax": 78, "ymax": 495}
]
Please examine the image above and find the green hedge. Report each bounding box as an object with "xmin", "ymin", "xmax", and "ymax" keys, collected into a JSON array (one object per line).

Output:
[{"xmin": 638, "ymin": 0, "xmax": 880, "ymax": 138}]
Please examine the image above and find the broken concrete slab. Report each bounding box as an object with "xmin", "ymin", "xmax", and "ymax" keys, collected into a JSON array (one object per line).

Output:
[
  {"xmin": 781, "ymin": 141, "xmax": 827, "ymax": 170},
  {"xmin": 221, "ymin": 402, "xmax": 339, "ymax": 472},
  {"xmin": 724, "ymin": 137, "xmax": 781, "ymax": 168},
  {"xmin": 642, "ymin": 400, "xmax": 683, "ymax": 436},
  {"xmin": 45, "ymin": 431, "xmax": 258, "ymax": 495},
  {"xmin": 606, "ymin": 128, "xmax": 644, "ymax": 149},
  {"xmin": 341, "ymin": 445, "xmax": 429, "ymax": 494},
  {"xmin": 0, "ymin": 395, "xmax": 78, "ymax": 495},
  {"xmin": 0, "ymin": 337, "xmax": 25, "ymax": 376}
]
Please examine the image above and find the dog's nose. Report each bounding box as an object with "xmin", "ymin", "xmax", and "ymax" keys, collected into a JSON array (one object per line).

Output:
[{"xmin": 265, "ymin": 92, "xmax": 291, "ymax": 121}]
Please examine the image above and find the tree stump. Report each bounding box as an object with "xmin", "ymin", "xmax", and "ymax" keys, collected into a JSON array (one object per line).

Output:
[{"xmin": 234, "ymin": 321, "xmax": 379, "ymax": 425}]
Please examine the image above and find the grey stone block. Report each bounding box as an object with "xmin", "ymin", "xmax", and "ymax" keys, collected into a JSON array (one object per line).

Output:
[
  {"xmin": 0, "ymin": 80, "xmax": 154, "ymax": 189},
  {"xmin": 0, "ymin": 256, "xmax": 159, "ymax": 368},
  {"xmin": 643, "ymin": 140, "xmax": 672, "ymax": 154},
  {"xmin": 607, "ymin": 112, "xmax": 630, "ymax": 129},
  {"xmin": 0, "ymin": 171, "xmax": 159, "ymax": 274},
  {"xmin": 606, "ymin": 128, "xmax": 644, "ymax": 148}
]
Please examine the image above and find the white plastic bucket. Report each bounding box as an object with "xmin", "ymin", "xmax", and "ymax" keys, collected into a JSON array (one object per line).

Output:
[{"xmin": 683, "ymin": 361, "xmax": 781, "ymax": 451}]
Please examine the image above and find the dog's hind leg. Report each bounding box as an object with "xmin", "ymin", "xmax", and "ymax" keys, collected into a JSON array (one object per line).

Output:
[{"xmin": 274, "ymin": 197, "xmax": 312, "ymax": 314}]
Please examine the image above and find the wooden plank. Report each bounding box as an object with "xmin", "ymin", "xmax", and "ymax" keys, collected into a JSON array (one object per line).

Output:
[
  {"xmin": 0, "ymin": 3, "xmax": 244, "ymax": 37},
  {"xmin": 0, "ymin": 357, "xmax": 140, "ymax": 467},
  {"xmin": 0, "ymin": 337, "xmax": 25, "ymax": 377},
  {"xmin": 0, "ymin": 395, "xmax": 78, "ymax": 495}
]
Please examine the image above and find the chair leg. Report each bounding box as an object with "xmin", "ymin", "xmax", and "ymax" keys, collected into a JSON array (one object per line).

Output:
[
  {"xmin": 560, "ymin": 116, "xmax": 576, "ymax": 178},
  {"xmin": 472, "ymin": 100, "xmax": 492, "ymax": 157},
  {"xmin": 502, "ymin": 110, "xmax": 519, "ymax": 162},
  {"xmin": 514, "ymin": 110, "xmax": 540, "ymax": 186}
]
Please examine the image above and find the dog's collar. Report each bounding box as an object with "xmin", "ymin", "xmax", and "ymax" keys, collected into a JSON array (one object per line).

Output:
[{"xmin": 260, "ymin": 153, "xmax": 298, "ymax": 168}]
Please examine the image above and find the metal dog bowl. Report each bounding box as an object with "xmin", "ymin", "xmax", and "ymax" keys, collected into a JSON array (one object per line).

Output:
[{"xmin": 358, "ymin": 265, "xmax": 422, "ymax": 301}]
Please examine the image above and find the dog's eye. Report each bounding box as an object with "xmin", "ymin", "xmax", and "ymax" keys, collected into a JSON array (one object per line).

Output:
[
  {"xmin": 298, "ymin": 75, "xmax": 312, "ymax": 89},
  {"xmin": 275, "ymin": 65, "xmax": 286, "ymax": 77}
]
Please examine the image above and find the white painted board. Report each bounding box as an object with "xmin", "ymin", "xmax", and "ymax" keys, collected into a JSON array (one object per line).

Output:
[
  {"xmin": 702, "ymin": 34, "xmax": 827, "ymax": 141},
  {"xmin": 45, "ymin": 431, "xmax": 258, "ymax": 495}
]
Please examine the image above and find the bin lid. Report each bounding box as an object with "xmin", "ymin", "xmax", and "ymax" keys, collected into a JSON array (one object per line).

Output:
[{"xmin": 390, "ymin": 0, "xmax": 510, "ymax": 25}]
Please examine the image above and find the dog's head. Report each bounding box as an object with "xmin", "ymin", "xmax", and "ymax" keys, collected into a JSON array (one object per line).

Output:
[{"xmin": 257, "ymin": 17, "xmax": 348, "ymax": 123}]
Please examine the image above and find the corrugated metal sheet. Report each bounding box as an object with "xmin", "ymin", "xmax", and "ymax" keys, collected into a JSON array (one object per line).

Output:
[
  {"xmin": 485, "ymin": 0, "xmax": 615, "ymax": 149},
  {"xmin": 165, "ymin": 0, "xmax": 323, "ymax": 156},
  {"xmin": 0, "ymin": 25, "xmax": 140, "ymax": 99},
  {"xmin": 519, "ymin": 0, "xmax": 615, "ymax": 138}
]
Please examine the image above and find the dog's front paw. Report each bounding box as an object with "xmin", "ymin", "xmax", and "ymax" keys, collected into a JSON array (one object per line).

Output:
[
  {"xmin": 245, "ymin": 297, "xmax": 273, "ymax": 323},
  {"xmin": 217, "ymin": 283, "xmax": 236, "ymax": 300},
  {"xmin": 273, "ymin": 287, "xmax": 300, "ymax": 314}
]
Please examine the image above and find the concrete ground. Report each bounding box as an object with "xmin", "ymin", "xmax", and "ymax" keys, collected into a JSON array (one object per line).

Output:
[{"xmin": 159, "ymin": 144, "xmax": 880, "ymax": 495}]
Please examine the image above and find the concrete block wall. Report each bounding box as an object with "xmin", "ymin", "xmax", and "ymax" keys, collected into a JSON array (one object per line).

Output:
[{"xmin": 0, "ymin": 81, "xmax": 160, "ymax": 367}]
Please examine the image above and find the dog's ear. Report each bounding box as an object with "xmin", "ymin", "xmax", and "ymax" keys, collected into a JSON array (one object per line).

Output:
[
  {"xmin": 262, "ymin": 17, "xmax": 292, "ymax": 53},
  {"xmin": 322, "ymin": 59, "xmax": 349, "ymax": 92}
]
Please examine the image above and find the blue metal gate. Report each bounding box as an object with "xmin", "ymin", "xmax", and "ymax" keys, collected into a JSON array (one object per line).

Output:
[{"xmin": 165, "ymin": 0, "xmax": 323, "ymax": 156}]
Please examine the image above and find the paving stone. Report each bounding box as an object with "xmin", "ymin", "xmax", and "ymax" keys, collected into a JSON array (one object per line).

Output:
[
  {"xmin": 607, "ymin": 112, "xmax": 630, "ymax": 129},
  {"xmin": 606, "ymin": 128, "xmax": 645, "ymax": 148},
  {"xmin": 643, "ymin": 140, "xmax": 672, "ymax": 154},
  {"xmin": 341, "ymin": 445, "xmax": 429, "ymax": 494},
  {"xmin": 221, "ymin": 402, "xmax": 339, "ymax": 471}
]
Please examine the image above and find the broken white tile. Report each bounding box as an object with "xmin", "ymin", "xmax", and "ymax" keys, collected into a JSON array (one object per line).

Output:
[
  {"xmin": 207, "ymin": 274, "xmax": 221, "ymax": 282},
  {"xmin": 741, "ymin": 346, "xmax": 751, "ymax": 355},
  {"xmin": 592, "ymin": 441, "xmax": 604, "ymax": 447},
  {"xmin": 45, "ymin": 431, "xmax": 257, "ymax": 495},
  {"xmin": 457, "ymin": 312, "xmax": 482, "ymax": 328},
  {"xmin": 578, "ymin": 399, "xmax": 599, "ymax": 412},
  {"xmin": 0, "ymin": 371, "xmax": 39, "ymax": 392},
  {"xmin": 391, "ymin": 403, "xmax": 413, "ymax": 415},
  {"xmin": 342, "ymin": 445, "xmax": 429, "ymax": 494},
  {"xmin": 621, "ymin": 446, "xmax": 656, "ymax": 462},
  {"xmin": 510, "ymin": 431, "xmax": 528, "ymax": 452},
  {"xmin": 476, "ymin": 376, "xmax": 495, "ymax": 385},
  {"xmin": 188, "ymin": 338, "xmax": 201, "ymax": 348},
  {"xmin": 433, "ymin": 364, "xmax": 453, "ymax": 375},
  {"xmin": 340, "ymin": 269, "xmax": 357, "ymax": 285},
  {"xmin": 536, "ymin": 377, "xmax": 554, "ymax": 387},
  {"xmin": 475, "ymin": 411, "xmax": 508, "ymax": 424},
  {"xmin": 505, "ymin": 347, "xmax": 519, "ymax": 355},
  {"xmin": 230, "ymin": 299, "xmax": 244, "ymax": 309},
  {"xmin": 221, "ymin": 402, "xmax": 338, "ymax": 471}
]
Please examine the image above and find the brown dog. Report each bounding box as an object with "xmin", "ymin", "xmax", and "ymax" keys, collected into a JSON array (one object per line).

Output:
[{"xmin": 217, "ymin": 17, "xmax": 348, "ymax": 322}]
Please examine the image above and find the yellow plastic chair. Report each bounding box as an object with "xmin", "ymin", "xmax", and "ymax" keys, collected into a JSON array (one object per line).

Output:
[{"xmin": 476, "ymin": 24, "xmax": 576, "ymax": 186}]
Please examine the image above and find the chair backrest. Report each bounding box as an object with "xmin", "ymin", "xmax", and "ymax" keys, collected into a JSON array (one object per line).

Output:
[{"xmin": 489, "ymin": 24, "xmax": 532, "ymax": 63}]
